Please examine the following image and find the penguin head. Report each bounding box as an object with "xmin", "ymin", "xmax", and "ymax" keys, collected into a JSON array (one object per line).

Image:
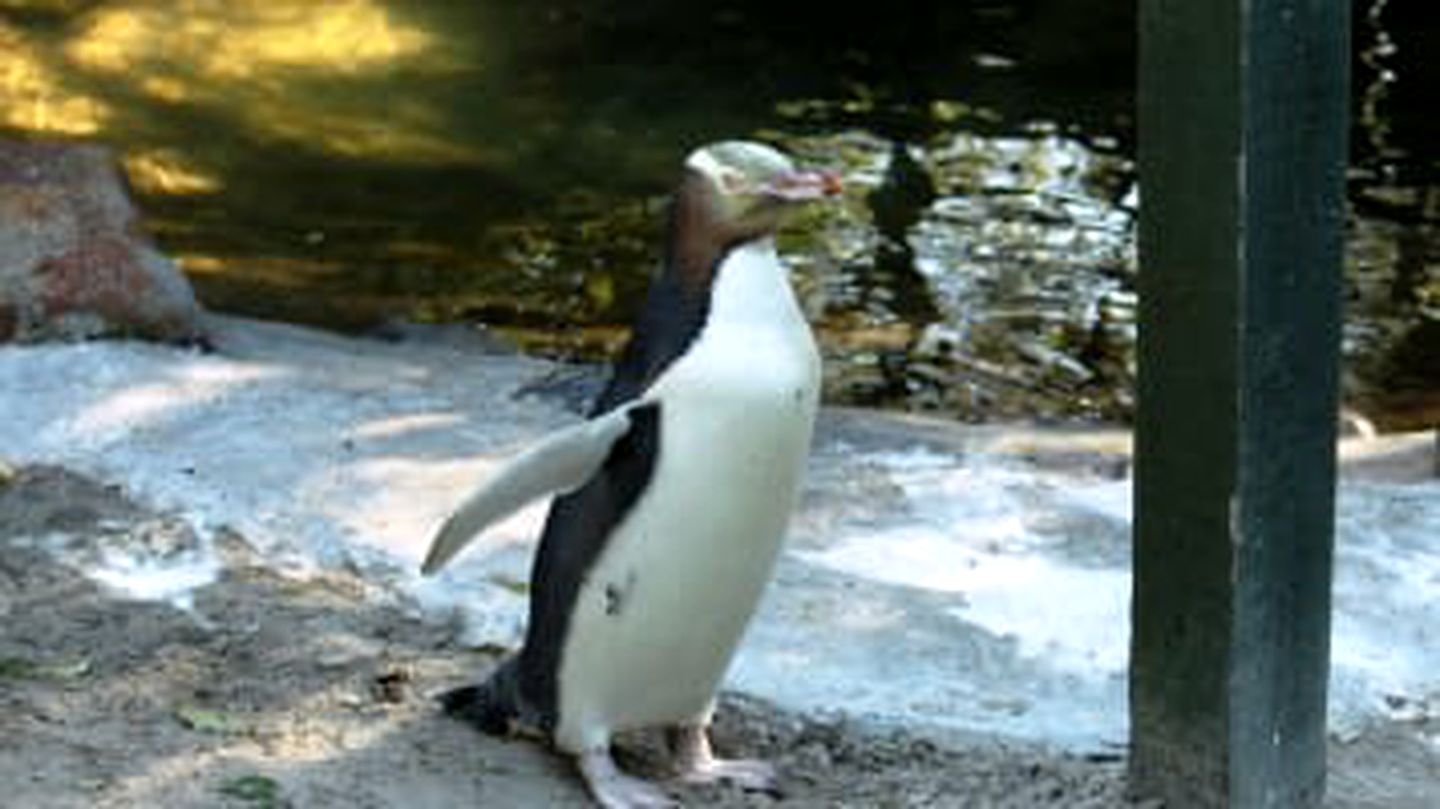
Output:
[{"xmin": 682, "ymin": 141, "xmax": 841, "ymax": 240}]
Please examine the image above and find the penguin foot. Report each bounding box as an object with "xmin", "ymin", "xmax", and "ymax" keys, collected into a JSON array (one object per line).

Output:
[
  {"xmin": 673, "ymin": 757, "xmax": 779, "ymax": 793},
  {"xmin": 439, "ymin": 659, "xmax": 522, "ymax": 736},
  {"xmin": 665, "ymin": 723, "xmax": 781, "ymax": 794},
  {"xmin": 578, "ymin": 747, "xmax": 678, "ymax": 809}
]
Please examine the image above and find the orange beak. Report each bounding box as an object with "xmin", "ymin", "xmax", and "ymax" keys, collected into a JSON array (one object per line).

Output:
[{"xmin": 767, "ymin": 169, "xmax": 843, "ymax": 201}]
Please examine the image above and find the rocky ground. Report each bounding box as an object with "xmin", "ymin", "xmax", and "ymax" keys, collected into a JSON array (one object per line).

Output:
[
  {"xmin": 0, "ymin": 464, "xmax": 1144, "ymax": 808},
  {"xmin": 2, "ymin": 463, "xmax": 1434, "ymax": 808}
]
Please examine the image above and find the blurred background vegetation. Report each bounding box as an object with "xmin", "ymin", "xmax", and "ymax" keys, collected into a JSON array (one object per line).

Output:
[{"xmin": 1, "ymin": 0, "xmax": 1434, "ymax": 428}]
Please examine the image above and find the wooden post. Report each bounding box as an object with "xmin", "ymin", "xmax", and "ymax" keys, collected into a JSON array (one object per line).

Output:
[{"xmin": 1131, "ymin": 1, "xmax": 1349, "ymax": 807}]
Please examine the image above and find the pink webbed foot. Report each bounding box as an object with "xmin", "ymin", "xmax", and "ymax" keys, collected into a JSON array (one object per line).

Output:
[
  {"xmin": 577, "ymin": 747, "xmax": 678, "ymax": 809},
  {"xmin": 665, "ymin": 723, "xmax": 781, "ymax": 794}
]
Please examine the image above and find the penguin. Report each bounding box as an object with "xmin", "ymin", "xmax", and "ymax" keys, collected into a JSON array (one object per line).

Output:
[{"xmin": 421, "ymin": 140, "xmax": 840, "ymax": 808}]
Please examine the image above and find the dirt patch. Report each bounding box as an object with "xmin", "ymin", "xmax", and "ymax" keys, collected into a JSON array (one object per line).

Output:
[{"xmin": 0, "ymin": 464, "xmax": 1433, "ymax": 808}]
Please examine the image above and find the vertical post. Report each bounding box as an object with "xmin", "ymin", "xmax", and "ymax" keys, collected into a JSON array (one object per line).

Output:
[{"xmin": 1131, "ymin": 1, "xmax": 1348, "ymax": 807}]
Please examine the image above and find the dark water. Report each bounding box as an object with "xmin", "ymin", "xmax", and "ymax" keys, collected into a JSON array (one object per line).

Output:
[{"xmin": 1, "ymin": 0, "xmax": 1434, "ymax": 428}]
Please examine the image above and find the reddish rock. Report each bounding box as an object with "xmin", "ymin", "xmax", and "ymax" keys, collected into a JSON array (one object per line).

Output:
[{"xmin": 0, "ymin": 140, "xmax": 204, "ymax": 343}]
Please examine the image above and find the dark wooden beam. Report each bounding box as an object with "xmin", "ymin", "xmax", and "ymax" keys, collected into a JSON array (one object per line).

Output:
[{"xmin": 1131, "ymin": 1, "xmax": 1349, "ymax": 806}]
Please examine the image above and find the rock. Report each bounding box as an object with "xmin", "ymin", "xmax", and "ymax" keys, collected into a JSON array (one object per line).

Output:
[{"xmin": 0, "ymin": 140, "xmax": 203, "ymax": 343}]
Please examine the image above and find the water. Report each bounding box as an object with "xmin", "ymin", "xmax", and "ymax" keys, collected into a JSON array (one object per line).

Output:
[{"xmin": 1, "ymin": 0, "xmax": 1434, "ymax": 426}]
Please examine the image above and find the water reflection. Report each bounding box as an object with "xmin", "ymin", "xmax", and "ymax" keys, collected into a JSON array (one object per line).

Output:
[
  {"xmin": 0, "ymin": 20, "xmax": 108, "ymax": 133},
  {"xmin": 777, "ymin": 129, "xmax": 1137, "ymax": 420},
  {"xmin": 61, "ymin": 0, "xmax": 478, "ymax": 163},
  {"xmin": 0, "ymin": 0, "xmax": 1434, "ymax": 426},
  {"xmin": 1357, "ymin": 0, "xmax": 1398, "ymax": 165},
  {"xmin": 68, "ymin": 0, "xmax": 435, "ymax": 77},
  {"xmin": 1347, "ymin": 0, "xmax": 1440, "ymax": 429},
  {"xmin": 123, "ymin": 148, "xmax": 220, "ymax": 194}
]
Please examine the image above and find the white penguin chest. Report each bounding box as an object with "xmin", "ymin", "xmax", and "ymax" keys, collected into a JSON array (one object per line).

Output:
[{"xmin": 552, "ymin": 240, "xmax": 820, "ymax": 751}]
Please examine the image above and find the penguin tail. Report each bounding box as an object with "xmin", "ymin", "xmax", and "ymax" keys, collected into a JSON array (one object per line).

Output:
[{"xmin": 439, "ymin": 658, "xmax": 522, "ymax": 737}]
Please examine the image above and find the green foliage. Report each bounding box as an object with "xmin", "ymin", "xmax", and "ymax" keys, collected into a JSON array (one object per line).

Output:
[
  {"xmin": 175, "ymin": 705, "xmax": 247, "ymax": 735},
  {"xmin": 0, "ymin": 656, "xmax": 90, "ymax": 682},
  {"xmin": 217, "ymin": 774, "xmax": 282, "ymax": 808}
]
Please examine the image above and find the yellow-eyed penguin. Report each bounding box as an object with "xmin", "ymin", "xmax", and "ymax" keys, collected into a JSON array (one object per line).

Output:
[{"xmin": 421, "ymin": 141, "xmax": 839, "ymax": 808}]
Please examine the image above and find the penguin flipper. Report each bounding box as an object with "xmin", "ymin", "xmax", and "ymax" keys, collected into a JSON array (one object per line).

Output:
[{"xmin": 421, "ymin": 404, "xmax": 639, "ymax": 575}]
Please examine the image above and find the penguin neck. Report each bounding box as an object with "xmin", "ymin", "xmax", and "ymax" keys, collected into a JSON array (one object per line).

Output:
[
  {"xmin": 705, "ymin": 237, "xmax": 800, "ymax": 327},
  {"xmin": 663, "ymin": 170, "xmax": 730, "ymax": 302},
  {"xmin": 589, "ymin": 179, "xmax": 794, "ymax": 413}
]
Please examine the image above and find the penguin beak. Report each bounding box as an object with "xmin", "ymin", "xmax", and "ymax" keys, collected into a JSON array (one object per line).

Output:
[{"xmin": 765, "ymin": 169, "xmax": 843, "ymax": 202}]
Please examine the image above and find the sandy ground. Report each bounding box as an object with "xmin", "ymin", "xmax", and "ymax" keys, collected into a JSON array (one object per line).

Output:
[
  {"xmin": 0, "ymin": 317, "xmax": 1434, "ymax": 808},
  {"xmin": 3, "ymin": 318, "xmax": 1435, "ymax": 754},
  {"xmin": 2, "ymin": 463, "xmax": 1435, "ymax": 808},
  {"xmin": 1, "ymin": 464, "xmax": 1139, "ymax": 808}
]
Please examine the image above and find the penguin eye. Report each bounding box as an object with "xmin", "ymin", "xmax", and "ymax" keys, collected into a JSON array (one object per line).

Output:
[{"xmin": 716, "ymin": 169, "xmax": 749, "ymax": 195}]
